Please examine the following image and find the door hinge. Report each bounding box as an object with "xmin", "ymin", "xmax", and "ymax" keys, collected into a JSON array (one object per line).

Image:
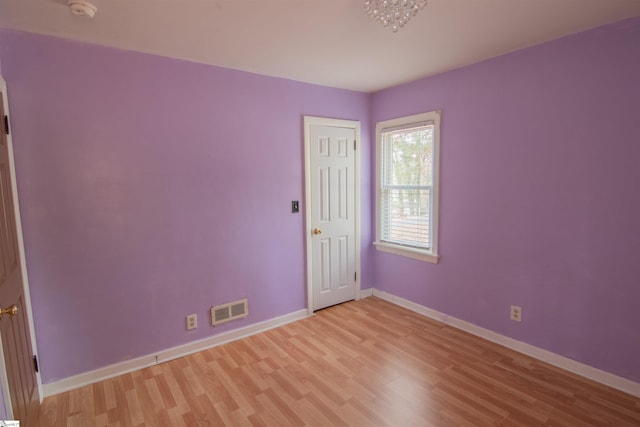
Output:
[
  {"xmin": 354, "ymin": 272, "xmax": 357, "ymax": 282},
  {"xmin": 33, "ymin": 355, "xmax": 39, "ymax": 373},
  {"xmin": 3, "ymin": 115, "xmax": 8, "ymax": 135},
  {"xmin": 353, "ymin": 139, "xmax": 356, "ymax": 150}
]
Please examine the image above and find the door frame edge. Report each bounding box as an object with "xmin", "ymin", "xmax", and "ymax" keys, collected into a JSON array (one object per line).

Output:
[
  {"xmin": 0, "ymin": 75, "xmax": 44, "ymax": 411},
  {"xmin": 303, "ymin": 116, "xmax": 362, "ymax": 315}
]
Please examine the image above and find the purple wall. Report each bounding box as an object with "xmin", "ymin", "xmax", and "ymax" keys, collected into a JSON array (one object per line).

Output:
[
  {"xmin": 0, "ymin": 17, "xmax": 638, "ymax": 387},
  {"xmin": 0, "ymin": 30, "xmax": 371, "ymax": 383},
  {"xmin": 372, "ymin": 18, "xmax": 640, "ymax": 382}
]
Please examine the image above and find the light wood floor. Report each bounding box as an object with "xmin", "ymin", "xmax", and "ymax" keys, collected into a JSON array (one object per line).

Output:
[{"xmin": 37, "ymin": 297, "xmax": 640, "ymax": 426}]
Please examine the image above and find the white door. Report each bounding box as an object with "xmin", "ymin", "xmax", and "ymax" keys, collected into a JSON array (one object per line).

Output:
[
  {"xmin": 0, "ymin": 83, "xmax": 40, "ymax": 424},
  {"xmin": 304, "ymin": 117, "xmax": 360, "ymax": 311}
]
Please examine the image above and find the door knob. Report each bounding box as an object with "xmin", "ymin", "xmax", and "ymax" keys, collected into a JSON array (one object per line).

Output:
[
  {"xmin": 313, "ymin": 228, "xmax": 322, "ymax": 235},
  {"xmin": 0, "ymin": 304, "xmax": 18, "ymax": 319}
]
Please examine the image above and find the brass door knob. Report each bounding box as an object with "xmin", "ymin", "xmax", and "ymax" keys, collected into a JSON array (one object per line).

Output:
[
  {"xmin": 0, "ymin": 304, "xmax": 18, "ymax": 319},
  {"xmin": 313, "ymin": 228, "xmax": 322, "ymax": 235}
]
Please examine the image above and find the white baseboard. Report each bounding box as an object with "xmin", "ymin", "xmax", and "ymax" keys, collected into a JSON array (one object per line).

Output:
[
  {"xmin": 358, "ymin": 287, "xmax": 374, "ymax": 299},
  {"xmin": 371, "ymin": 289, "xmax": 640, "ymax": 398},
  {"xmin": 42, "ymin": 309, "xmax": 309, "ymax": 398},
  {"xmin": 44, "ymin": 291, "xmax": 640, "ymax": 399}
]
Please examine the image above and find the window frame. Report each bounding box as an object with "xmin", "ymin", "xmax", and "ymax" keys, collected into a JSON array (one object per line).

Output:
[{"xmin": 374, "ymin": 110, "xmax": 441, "ymax": 264}]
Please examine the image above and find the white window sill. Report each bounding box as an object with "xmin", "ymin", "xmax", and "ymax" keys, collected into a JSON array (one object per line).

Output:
[{"xmin": 374, "ymin": 242, "xmax": 440, "ymax": 264}]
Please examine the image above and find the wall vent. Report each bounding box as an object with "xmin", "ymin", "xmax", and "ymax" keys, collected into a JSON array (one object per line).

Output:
[{"xmin": 211, "ymin": 298, "xmax": 248, "ymax": 326}]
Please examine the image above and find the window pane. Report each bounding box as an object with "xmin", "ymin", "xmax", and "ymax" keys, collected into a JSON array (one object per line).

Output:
[
  {"xmin": 382, "ymin": 187, "xmax": 432, "ymax": 248},
  {"xmin": 385, "ymin": 126, "xmax": 433, "ymax": 187},
  {"xmin": 381, "ymin": 124, "xmax": 434, "ymax": 249}
]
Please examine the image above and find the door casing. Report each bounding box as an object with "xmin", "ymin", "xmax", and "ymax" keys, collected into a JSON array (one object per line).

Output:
[
  {"xmin": 0, "ymin": 75, "xmax": 43, "ymax": 418},
  {"xmin": 303, "ymin": 116, "xmax": 361, "ymax": 314}
]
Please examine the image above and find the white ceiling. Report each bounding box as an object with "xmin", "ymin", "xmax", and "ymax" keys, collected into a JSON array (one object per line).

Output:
[{"xmin": 1, "ymin": 0, "xmax": 639, "ymax": 92}]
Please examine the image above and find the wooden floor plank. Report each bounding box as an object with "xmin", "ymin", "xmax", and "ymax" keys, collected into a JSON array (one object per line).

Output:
[{"xmin": 36, "ymin": 297, "xmax": 640, "ymax": 426}]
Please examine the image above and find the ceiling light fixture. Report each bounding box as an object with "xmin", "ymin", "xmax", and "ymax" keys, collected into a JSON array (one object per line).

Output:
[{"xmin": 364, "ymin": 0, "xmax": 428, "ymax": 32}]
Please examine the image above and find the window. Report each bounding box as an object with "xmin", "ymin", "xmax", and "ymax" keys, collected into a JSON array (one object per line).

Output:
[{"xmin": 375, "ymin": 110, "xmax": 440, "ymax": 263}]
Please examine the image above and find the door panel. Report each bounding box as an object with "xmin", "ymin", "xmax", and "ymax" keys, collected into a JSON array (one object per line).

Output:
[
  {"xmin": 319, "ymin": 167, "xmax": 330, "ymax": 221},
  {"xmin": 0, "ymin": 90, "xmax": 39, "ymax": 425},
  {"xmin": 338, "ymin": 236, "xmax": 349, "ymax": 287},
  {"xmin": 309, "ymin": 123, "xmax": 357, "ymax": 310},
  {"xmin": 320, "ymin": 238, "xmax": 331, "ymax": 292}
]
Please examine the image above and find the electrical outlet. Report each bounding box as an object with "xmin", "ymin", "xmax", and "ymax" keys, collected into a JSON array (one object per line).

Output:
[
  {"xmin": 510, "ymin": 305, "xmax": 522, "ymax": 322},
  {"xmin": 186, "ymin": 313, "xmax": 197, "ymax": 330}
]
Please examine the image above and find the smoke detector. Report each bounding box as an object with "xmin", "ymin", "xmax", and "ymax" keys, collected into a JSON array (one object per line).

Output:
[{"xmin": 68, "ymin": 0, "xmax": 97, "ymax": 18}]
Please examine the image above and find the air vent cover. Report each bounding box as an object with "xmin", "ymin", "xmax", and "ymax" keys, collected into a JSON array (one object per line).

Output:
[{"xmin": 211, "ymin": 298, "xmax": 248, "ymax": 326}]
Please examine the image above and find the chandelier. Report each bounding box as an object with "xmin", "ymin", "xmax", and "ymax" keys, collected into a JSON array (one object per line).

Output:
[{"xmin": 364, "ymin": 0, "xmax": 428, "ymax": 32}]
